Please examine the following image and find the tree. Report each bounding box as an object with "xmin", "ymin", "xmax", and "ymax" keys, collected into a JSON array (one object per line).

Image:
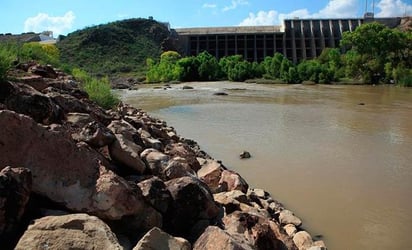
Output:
[
  {"xmin": 196, "ymin": 51, "xmax": 221, "ymax": 81},
  {"xmin": 341, "ymin": 22, "xmax": 411, "ymax": 84}
]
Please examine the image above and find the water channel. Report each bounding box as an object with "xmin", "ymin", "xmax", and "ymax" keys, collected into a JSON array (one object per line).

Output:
[{"xmin": 117, "ymin": 82, "xmax": 412, "ymax": 250}]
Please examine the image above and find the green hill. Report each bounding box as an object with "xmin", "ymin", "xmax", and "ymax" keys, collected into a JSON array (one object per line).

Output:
[{"xmin": 57, "ymin": 18, "xmax": 174, "ymax": 77}]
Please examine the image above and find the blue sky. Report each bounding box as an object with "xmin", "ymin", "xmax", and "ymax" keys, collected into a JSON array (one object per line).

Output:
[{"xmin": 1, "ymin": 0, "xmax": 411, "ymax": 36}]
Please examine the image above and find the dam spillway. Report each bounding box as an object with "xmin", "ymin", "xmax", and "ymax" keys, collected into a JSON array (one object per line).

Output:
[{"xmin": 174, "ymin": 17, "xmax": 405, "ymax": 63}]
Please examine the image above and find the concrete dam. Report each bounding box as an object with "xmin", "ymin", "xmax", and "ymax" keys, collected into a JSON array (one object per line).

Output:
[{"xmin": 174, "ymin": 16, "xmax": 406, "ymax": 63}]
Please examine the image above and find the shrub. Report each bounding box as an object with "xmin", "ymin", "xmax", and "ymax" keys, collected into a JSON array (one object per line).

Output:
[
  {"xmin": 0, "ymin": 43, "xmax": 16, "ymax": 82},
  {"xmin": 72, "ymin": 68, "xmax": 119, "ymax": 109}
]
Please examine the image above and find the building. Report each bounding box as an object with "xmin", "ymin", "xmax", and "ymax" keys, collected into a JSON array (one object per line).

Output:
[{"xmin": 175, "ymin": 16, "xmax": 405, "ymax": 63}]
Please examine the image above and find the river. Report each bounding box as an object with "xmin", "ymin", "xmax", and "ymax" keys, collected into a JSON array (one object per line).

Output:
[{"xmin": 117, "ymin": 82, "xmax": 412, "ymax": 250}]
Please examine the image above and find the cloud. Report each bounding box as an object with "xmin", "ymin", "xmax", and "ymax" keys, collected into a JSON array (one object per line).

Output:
[
  {"xmin": 375, "ymin": 0, "xmax": 412, "ymax": 17},
  {"xmin": 203, "ymin": 3, "xmax": 217, "ymax": 8},
  {"xmin": 313, "ymin": 0, "xmax": 358, "ymax": 18},
  {"xmin": 223, "ymin": 0, "xmax": 248, "ymax": 12},
  {"xmin": 239, "ymin": 10, "xmax": 278, "ymax": 26},
  {"xmin": 24, "ymin": 11, "xmax": 75, "ymax": 36}
]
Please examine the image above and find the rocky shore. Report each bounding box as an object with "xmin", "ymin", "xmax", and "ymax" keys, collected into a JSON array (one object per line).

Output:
[{"xmin": 0, "ymin": 63, "xmax": 326, "ymax": 249}]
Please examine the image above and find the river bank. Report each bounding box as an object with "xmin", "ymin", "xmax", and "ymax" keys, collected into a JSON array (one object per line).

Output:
[
  {"xmin": 0, "ymin": 65, "xmax": 326, "ymax": 249},
  {"xmin": 118, "ymin": 81, "xmax": 412, "ymax": 250}
]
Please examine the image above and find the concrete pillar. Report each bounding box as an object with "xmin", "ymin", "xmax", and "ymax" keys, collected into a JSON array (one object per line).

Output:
[
  {"xmin": 329, "ymin": 20, "xmax": 335, "ymax": 47},
  {"xmin": 320, "ymin": 20, "xmax": 326, "ymax": 50},
  {"xmin": 310, "ymin": 20, "xmax": 316, "ymax": 58},
  {"xmin": 225, "ymin": 35, "xmax": 228, "ymax": 57},
  {"xmin": 291, "ymin": 21, "xmax": 297, "ymax": 64},
  {"xmin": 235, "ymin": 35, "xmax": 238, "ymax": 54},
  {"xmin": 244, "ymin": 35, "xmax": 247, "ymax": 60},
  {"xmin": 196, "ymin": 36, "xmax": 200, "ymax": 54},
  {"xmin": 300, "ymin": 20, "xmax": 306, "ymax": 60},
  {"xmin": 263, "ymin": 34, "xmax": 267, "ymax": 58}
]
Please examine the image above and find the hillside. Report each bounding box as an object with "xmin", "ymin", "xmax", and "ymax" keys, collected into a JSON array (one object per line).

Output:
[{"xmin": 57, "ymin": 18, "xmax": 174, "ymax": 77}]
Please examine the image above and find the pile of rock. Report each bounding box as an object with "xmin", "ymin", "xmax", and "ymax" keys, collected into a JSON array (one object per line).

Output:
[{"xmin": 0, "ymin": 63, "xmax": 326, "ymax": 249}]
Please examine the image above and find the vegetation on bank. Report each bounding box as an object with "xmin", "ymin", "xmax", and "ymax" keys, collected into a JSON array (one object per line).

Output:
[
  {"xmin": 146, "ymin": 22, "xmax": 412, "ymax": 86},
  {"xmin": 57, "ymin": 18, "xmax": 172, "ymax": 77},
  {"xmin": 0, "ymin": 42, "xmax": 119, "ymax": 109}
]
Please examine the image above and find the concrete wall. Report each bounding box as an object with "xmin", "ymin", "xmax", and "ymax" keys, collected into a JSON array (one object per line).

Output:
[{"xmin": 174, "ymin": 17, "xmax": 403, "ymax": 63}]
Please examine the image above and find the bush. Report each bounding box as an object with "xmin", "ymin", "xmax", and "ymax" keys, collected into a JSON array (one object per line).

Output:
[
  {"xmin": 0, "ymin": 43, "xmax": 17, "ymax": 82},
  {"xmin": 72, "ymin": 68, "xmax": 119, "ymax": 109}
]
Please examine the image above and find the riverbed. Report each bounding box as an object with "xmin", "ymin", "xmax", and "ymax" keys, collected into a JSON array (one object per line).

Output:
[{"xmin": 117, "ymin": 82, "xmax": 412, "ymax": 250}]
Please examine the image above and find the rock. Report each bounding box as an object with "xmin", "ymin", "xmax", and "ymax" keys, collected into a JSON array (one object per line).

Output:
[
  {"xmin": 219, "ymin": 170, "xmax": 249, "ymax": 194},
  {"xmin": 248, "ymin": 188, "xmax": 266, "ymax": 199},
  {"xmin": 182, "ymin": 85, "xmax": 193, "ymax": 90},
  {"xmin": 193, "ymin": 226, "xmax": 254, "ymax": 250},
  {"xmin": 284, "ymin": 224, "xmax": 298, "ymax": 237},
  {"xmin": 279, "ymin": 210, "xmax": 302, "ymax": 227},
  {"xmin": 0, "ymin": 81, "xmax": 60, "ymax": 124},
  {"xmin": 293, "ymin": 231, "xmax": 314, "ymax": 250},
  {"xmin": 28, "ymin": 64, "xmax": 57, "ymax": 78},
  {"xmin": 65, "ymin": 112, "xmax": 93, "ymax": 127},
  {"xmin": 197, "ymin": 160, "xmax": 224, "ymax": 193},
  {"xmin": 164, "ymin": 176, "xmax": 220, "ymax": 238},
  {"xmin": 14, "ymin": 213, "xmax": 122, "ymax": 250},
  {"xmin": 213, "ymin": 92, "xmax": 228, "ymax": 96},
  {"xmin": 111, "ymin": 205, "xmax": 163, "ymax": 241},
  {"xmin": 137, "ymin": 176, "xmax": 172, "ymax": 214},
  {"xmin": 165, "ymin": 143, "xmax": 201, "ymax": 172},
  {"xmin": 313, "ymin": 240, "xmax": 327, "ymax": 249},
  {"xmin": 140, "ymin": 149, "xmax": 170, "ymax": 176},
  {"xmin": 16, "ymin": 75, "xmax": 47, "ymax": 91},
  {"xmin": 0, "ymin": 110, "xmax": 145, "ymax": 220},
  {"xmin": 164, "ymin": 157, "xmax": 197, "ymax": 180},
  {"xmin": 293, "ymin": 231, "xmax": 313, "ymax": 250},
  {"xmin": 133, "ymin": 227, "xmax": 191, "ymax": 250},
  {"xmin": 239, "ymin": 151, "xmax": 251, "ymax": 159},
  {"xmin": 213, "ymin": 190, "xmax": 248, "ymax": 214},
  {"xmin": 75, "ymin": 121, "xmax": 115, "ymax": 148},
  {"xmin": 109, "ymin": 133, "xmax": 146, "ymax": 174},
  {"xmin": 269, "ymin": 221, "xmax": 298, "ymax": 250},
  {"xmin": 0, "ymin": 167, "xmax": 32, "ymax": 241}
]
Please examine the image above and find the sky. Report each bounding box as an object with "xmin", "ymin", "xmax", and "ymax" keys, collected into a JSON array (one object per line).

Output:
[{"xmin": 1, "ymin": 0, "xmax": 411, "ymax": 37}]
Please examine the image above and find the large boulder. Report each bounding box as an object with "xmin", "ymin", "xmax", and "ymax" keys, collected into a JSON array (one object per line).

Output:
[
  {"xmin": 193, "ymin": 226, "xmax": 254, "ymax": 250},
  {"xmin": 133, "ymin": 227, "xmax": 191, "ymax": 250},
  {"xmin": 74, "ymin": 121, "xmax": 115, "ymax": 148},
  {"xmin": 0, "ymin": 81, "xmax": 60, "ymax": 124},
  {"xmin": 164, "ymin": 157, "xmax": 197, "ymax": 180},
  {"xmin": 279, "ymin": 210, "xmax": 302, "ymax": 227},
  {"xmin": 140, "ymin": 149, "xmax": 170, "ymax": 176},
  {"xmin": 219, "ymin": 170, "xmax": 249, "ymax": 193},
  {"xmin": 223, "ymin": 211, "xmax": 296, "ymax": 250},
  {"xmin": 293, "ymin": 231, "xmax": 314, "ymax": 250},
  {"xmin": 14, "ymin": 213, "xmax": 122, "ymax": 250},
  {"xmin": 0, "ymin": 167, "xmax": 32, "ymax": 241},
  {"xmin": 164, "ymin": 176, "xmax": 220, "ymax": 238},
  {"xmin": 165, "ymin": 143, "xmax": 201, "ymax": 172},
  {"xmin": 0, "ymin": 110, "xmax": 145, "ymax": 220},
  {"xmin": 137, "ymin": 176, "xmax": 172, "ymax": 214},
  {"xmin": 197, "ymin": 160, "xmax": 224, "ymax": 193},
  {"xmin": 107, "ymin": 120, "xmax": 146, "ymax": 174}
]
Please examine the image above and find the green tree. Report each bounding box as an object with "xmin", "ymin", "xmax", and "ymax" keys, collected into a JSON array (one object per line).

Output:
[
  {"xmin": 177, "ymin": 56, "xmax": 200, "ymax": 81},
  {"xmin": 196, "ymin": 51, "xmax": 221, "ymax": 81},
  {"xmin": 341, "ymin": 22, "xmax": 411, "ymax": 84}
]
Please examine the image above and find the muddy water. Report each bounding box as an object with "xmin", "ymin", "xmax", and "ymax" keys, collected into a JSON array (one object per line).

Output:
[{"xmin": 118, "ymin": 82, "xmax": 412, "ymax": 250}]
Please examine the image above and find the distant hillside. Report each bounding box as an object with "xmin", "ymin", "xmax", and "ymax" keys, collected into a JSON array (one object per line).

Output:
[{"xmin": 57, "ymin": 18, "xmax": 175, "ymax": 77}]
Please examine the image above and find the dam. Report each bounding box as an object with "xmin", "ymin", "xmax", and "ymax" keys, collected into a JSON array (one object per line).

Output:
[{"xmin": 174, "ymin": 16, "xmax": 405, "ymax": 63}]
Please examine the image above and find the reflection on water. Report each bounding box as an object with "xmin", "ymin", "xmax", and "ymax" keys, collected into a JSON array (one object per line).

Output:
[{"xmin": 118, "ymin": 82, "xmax": 412, "ymax": 250}]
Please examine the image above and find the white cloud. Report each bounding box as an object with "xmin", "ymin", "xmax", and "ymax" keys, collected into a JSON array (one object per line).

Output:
[
  {"xmin": 239, "ymin": 10, "xmax": 278, "ymax": 26},
  {"xmin": 203, "ymin": 3, "xmax": 217, "ymax": 8},
  {"xmin": 223, "ymin": 0, "xmax": 248, "ymax": 12},
  {"xmin": 313, "ymin": 0, "xmax": 358, "ymax": 18},
  {"xmin": 24, "ymin": 11, "xmax": 75, "ymax": 36},
  {"xmin": 375, "ymin": 0, "xmax": 412, "ymax": 17}
]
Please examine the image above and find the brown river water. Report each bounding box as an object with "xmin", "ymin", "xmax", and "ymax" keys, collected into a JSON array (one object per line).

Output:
[{"xmin": 117, "ymin": 82, "xmax": 412, "ymax": 250}]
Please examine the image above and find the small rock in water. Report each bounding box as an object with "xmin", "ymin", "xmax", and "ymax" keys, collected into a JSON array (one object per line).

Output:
[
  {"xmin": 239, "ymin": 151, "xmax": 251, "ymax": 159},
  {"xmin": 213, "ymin": 92, "xmax": 228, "ymax": 96},
  {"xmin": 182, "ymin": 85, "xmax": 193, "ymax": 90},
  {"xmin": 358, "ymin": 102, "xmax": 365, "ymax": 105}
]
